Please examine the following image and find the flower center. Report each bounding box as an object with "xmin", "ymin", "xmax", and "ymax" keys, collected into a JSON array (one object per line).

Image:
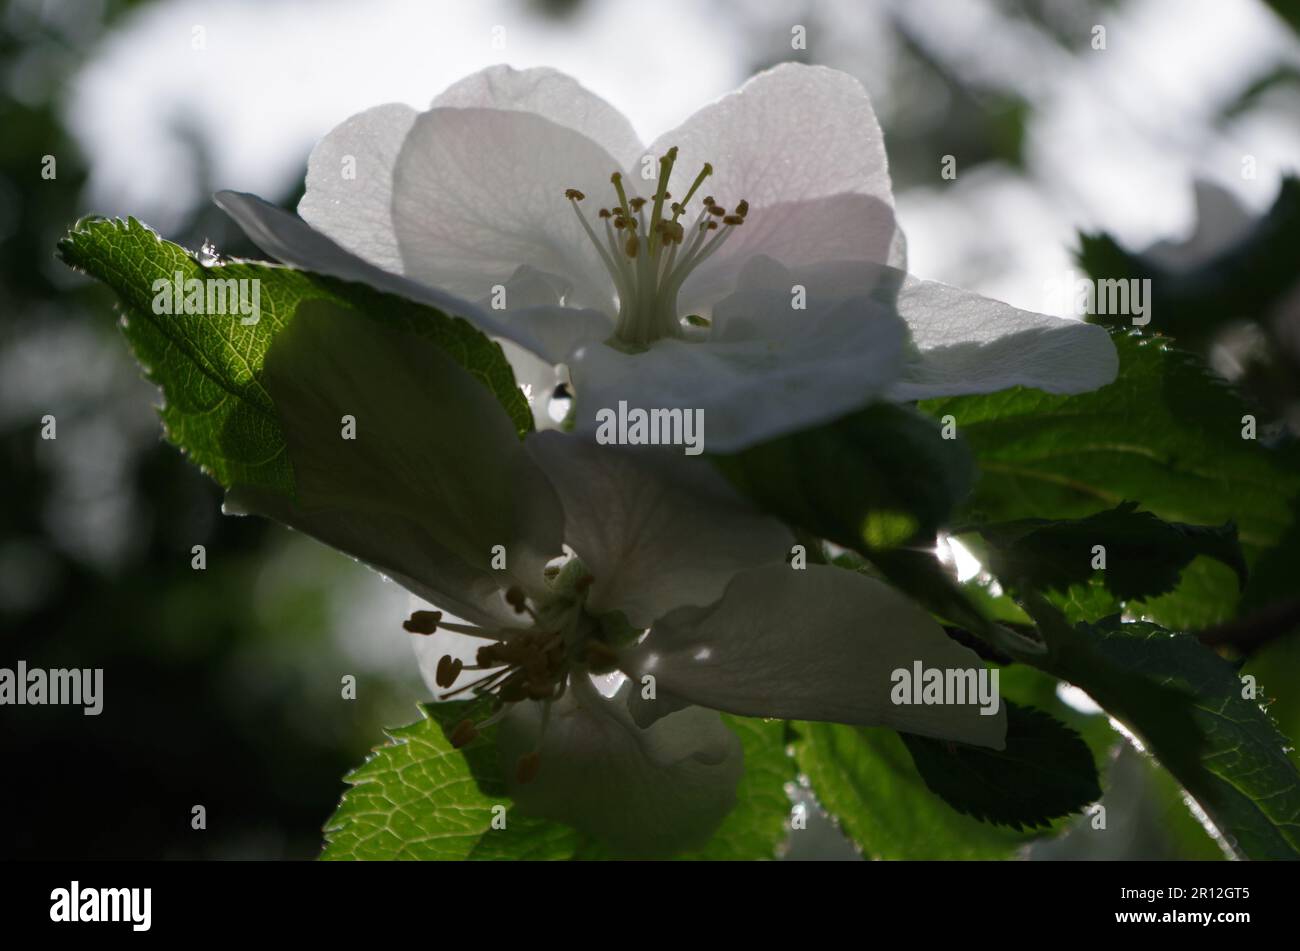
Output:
[
  {"xmin": 566, "ymin": 146, "xmax": 748, "ymax": 350},
  {"xmin": 402, "ymin": 559, "xmax": 618, "ymax": 784}
]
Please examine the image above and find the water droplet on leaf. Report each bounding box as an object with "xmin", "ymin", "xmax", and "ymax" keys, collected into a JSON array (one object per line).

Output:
[{"xmin": 196, "ymin": 240, "xmax": 222, "ymax": 266}]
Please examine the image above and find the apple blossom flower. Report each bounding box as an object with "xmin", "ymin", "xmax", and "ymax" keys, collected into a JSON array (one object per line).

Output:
[
  {"xmin": 228, "ymin": 299, "xmax": 1006, "ymax": 854},
  {"xmin": 214, "ymin": 62, "xmax": 1117, "ymax": 450}
]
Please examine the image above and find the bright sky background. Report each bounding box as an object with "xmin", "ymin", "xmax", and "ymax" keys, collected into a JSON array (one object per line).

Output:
[{"xmin": 62, "ymin": 0, "xmax": 1300, "ymax": 312}]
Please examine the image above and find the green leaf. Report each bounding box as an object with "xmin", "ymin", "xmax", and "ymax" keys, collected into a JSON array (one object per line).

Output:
[
  {"xmin": 922, "ymin": 331, "xmax": 1300, "ymax": 629},
  {"xmin": 1021, "ymin": 602, "xmax": 1300, "ymax": 860},
  {"xmin": 1265, "ymin": 0, "xmax": 1300, "ymax": 34},
  {"xmin": 972, "ymin": 501, "xmax": 1247, "ymax": 620},
  {"xmin": 57, "ymin": 217, "xmax": 531, "ymax": 494},
  {"xmin": 900, "ymin": 702, "xmax": 1101, "ymax": 831},
  {"xmin": 322, "ymin": 702, "xmax": 576, "ymax": 861},
  {"xmin": 713, "ymin": 401, "xmax": 973, "ymax": 552},
  {"xmin": 1238, "ymin": 496, "xmax": 1300, "ymax": 618},
  {"xmin": 328, "ymin": 705, "xmax": 793, "ymax": 861},
  {"xmin": 793, "ymin": 721, "xmax": 1040, "ymax": 859},
  {"xmin": 1145, "ymin": 756, "xmax": 1233, "ymax": 860},
  {"xmin": 466, "ymin": 813, "xmax": 579, "ymax": 861}
]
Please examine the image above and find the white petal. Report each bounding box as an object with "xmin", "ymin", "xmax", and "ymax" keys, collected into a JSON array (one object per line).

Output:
[
  {"xmin": 497, "ymin": 674, "xmax": 742, "ymax": 856},
  {"xmin": 474, "ymin": 265, "xmax": 596, "ymax": 431},
  {"xmin": 695, "ymin": 256, "xmax": 1117, "ymax": 401},
  {"xmin": 886, "ymin": 275, "xmax": 1120, "ymax": 399},
  {"xmin": 390, "ymin": 107, "xmax": 632, "ymax": 311},
  {"xmin": 216, "ymin": 190, "xmax": 606, "ymax": 366},
  {"xmin": 627, "ymin": 563, "xmax": 1008, "ymax": 748},
  {"xmin": 226, "ymin": 298, "xmax": 564, "ymax": 618},
  {"xmin": 524, "ymin": 431, "xmax": 793, "ymax": 627},
  {"xmin": 216, "ymin": 190, "xmax": 482, "ymax": 318},
  {"xmin": 297, "ymin": 102, "xmax": 418, "ymax": 274},
  {"xmin": 506, "ymin": 304, "xmax": 614, "ymax": 366},
  {"xmin": 567, "ymin": 258, "xmax": 909, "ymax": 452},
  {"xmin": 474, "ymin": 263, "xmax": 571, "ymax": 311},
  {"xmin": 646, "ymin": 63, "xmax": 897, "ymax": 307},
  {"xmin": 888, "ymin": 226, "xmax": 908, "ymax": 271},
  {"xmin": 229, "ymin": 484, "xmax": 517, "ymax": 632},
  {"xmin": 433, "ymin": 65, "xmax": 644, "ymax": 171},
  {"xmin": 471, "ymin": 265, "xmax": 613, "ymax": 366}
]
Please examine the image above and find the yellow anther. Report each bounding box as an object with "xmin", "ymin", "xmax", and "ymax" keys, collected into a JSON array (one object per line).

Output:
[
  {"xmin": 435, "ymin": 654, "xmax": 463, "ymax": 688},
  {"xmin": 570, "ymin": 154, "xmax": 745, "ymax": 345},
  {"xmin": 449, "ymin": 718, "xmax": 479, "ymax": 749},
  {"xmin": 564, "ymin": 188, "xmax": 585, "ymax": 201},
  {"xmin": 402, "ymin": 610, "xmax": 442, "ymax": 635},
  {"xmin": 516, "ymin": 752, "xmax": 542, "ymax": 785}
]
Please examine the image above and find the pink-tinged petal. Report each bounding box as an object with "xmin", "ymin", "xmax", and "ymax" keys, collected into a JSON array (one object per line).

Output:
[
  {"xmin": 645, "ymin": 63, "xmax": 898, "ymax": 308},
  {"xmin": 298, "ymin": 102, "xmax": 418, "ymax": 274},
  {"xmin": 390, "ymin": 107, "xmax": 635, "ymax": 312},
  {"xmin": 433, "ymin": 65, "xmax": 644, "ymax": 171}
]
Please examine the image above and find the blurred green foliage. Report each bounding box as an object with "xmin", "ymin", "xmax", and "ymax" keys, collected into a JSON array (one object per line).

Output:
[{"xmin": 0, "ymin": 0, "xmax": 423, "ymax": 859}]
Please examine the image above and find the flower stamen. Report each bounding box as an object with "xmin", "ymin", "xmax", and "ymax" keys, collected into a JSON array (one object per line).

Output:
[
  {"xmin": 564, "ymin": 148, "xmax": 746, "ymax": 349},
  {"xmin": 406, "ymin": 561, "xmax": 610, "ymax": 781}
]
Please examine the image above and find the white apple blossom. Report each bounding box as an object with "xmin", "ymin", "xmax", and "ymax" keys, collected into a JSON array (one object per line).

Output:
[
  {"xmin": 229, "ymin": 300, "xmax": 1006, "ymax": 855},
  {"xmin": 215, "ymin": 63, "xmax": 1117, "ymax": 451}
]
